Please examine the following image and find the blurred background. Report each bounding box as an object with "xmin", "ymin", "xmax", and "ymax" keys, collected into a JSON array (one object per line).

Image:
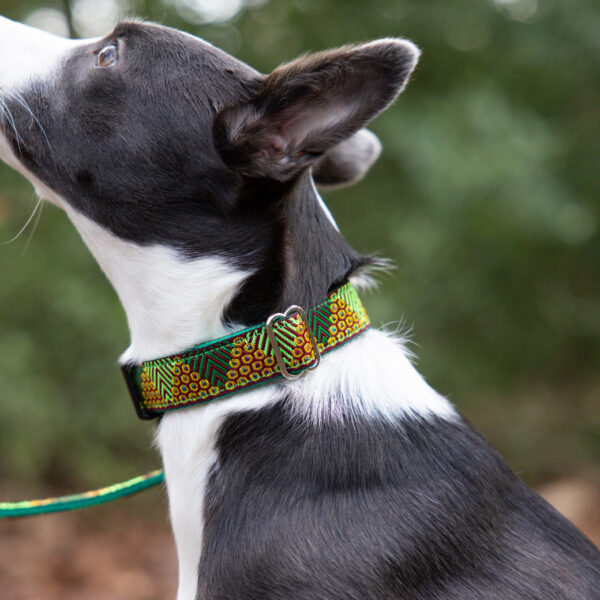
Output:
[{"xmin": 0, "ymin": 0, "xmax": 598, "ymax": 598}]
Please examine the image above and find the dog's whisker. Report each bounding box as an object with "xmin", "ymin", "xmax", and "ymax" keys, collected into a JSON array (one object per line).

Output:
[
  {"xmin": 21, "ymin": 196, "xmax": 44, "ymax": 256},
  {"xmin": 0, "ymin": 97, "xmax": 24, "ymax": 155},
  {"xmin": 7, "ymin": 90, "xmax": 51, "ymax": 150},
  {"xmin": 1, "ymin": 195, "xmax": 43, "ymax": 245}
]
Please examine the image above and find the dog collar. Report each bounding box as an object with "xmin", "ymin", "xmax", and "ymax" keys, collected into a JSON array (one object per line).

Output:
[{"xmin": 122, "ymin": 282, "xmax": 370, "ymax": 419}]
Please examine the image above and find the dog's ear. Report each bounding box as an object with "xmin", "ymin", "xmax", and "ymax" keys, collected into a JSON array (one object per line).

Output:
[
  {"xmin": 214, "ymin": 39, "xmax": 419, "ymax": 181},
  {"xmin": 312, "ymin": 129, "xmax": 382, "ymax": 189}
]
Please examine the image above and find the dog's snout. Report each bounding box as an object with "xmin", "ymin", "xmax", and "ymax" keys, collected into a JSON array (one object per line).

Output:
[{"xmin": 0, "ymin": 15, "xmax": 79, "ymax": 95}]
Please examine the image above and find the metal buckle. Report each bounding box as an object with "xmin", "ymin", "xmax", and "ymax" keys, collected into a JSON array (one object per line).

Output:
[{"xmin": 265, "ymin": 305, "xmax": 321, "ymax": 380}]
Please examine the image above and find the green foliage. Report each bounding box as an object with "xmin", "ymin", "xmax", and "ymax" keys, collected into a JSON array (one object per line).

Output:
[{"xmin": 0, "ymin": 0, "xmax": 598, "ymax": 488}]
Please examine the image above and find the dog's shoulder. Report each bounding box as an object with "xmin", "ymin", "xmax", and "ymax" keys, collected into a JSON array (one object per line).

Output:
[{"xmin": 198, "ymin": 400, "xmax": 600, "ymax": 600}]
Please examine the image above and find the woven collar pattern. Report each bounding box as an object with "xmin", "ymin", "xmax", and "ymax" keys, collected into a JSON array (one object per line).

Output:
[{"xmin": 123, "ymin": 282, "xmax": 369, "ymax": 419}]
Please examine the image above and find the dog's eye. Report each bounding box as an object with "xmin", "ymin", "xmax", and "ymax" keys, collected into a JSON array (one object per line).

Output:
[{"xmin": 96, "ymin": 45, "xmax": 118, "ymax": 68}]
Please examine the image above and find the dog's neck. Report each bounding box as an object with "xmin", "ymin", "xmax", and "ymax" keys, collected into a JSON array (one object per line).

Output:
[
  {"xmin": 64, "ymin": 172, "xmax": 362, "ymax": 364},
  {"xmin": 225, "ymin": 173, "xmax": 363, "ymax": 326}
]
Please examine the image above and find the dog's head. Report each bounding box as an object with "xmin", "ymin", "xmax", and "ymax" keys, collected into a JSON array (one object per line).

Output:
[
  {"xmin": 0, "ymin": 17, "xmax": 418, "ymax": 356},
  {"xmin": 0, "ymin": 17, "xmax": 418, "ymax": 240}
]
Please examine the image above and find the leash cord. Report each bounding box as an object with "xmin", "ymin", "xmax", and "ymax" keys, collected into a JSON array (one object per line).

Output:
[{"xmin": 0, "ymin": 469, "xmax": 164, "ymax": 518}]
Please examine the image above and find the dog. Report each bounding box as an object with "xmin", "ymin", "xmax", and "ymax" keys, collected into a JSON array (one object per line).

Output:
[{"xmin": 1, "ymin": 16, "xmax": 598, "ymax": 600}]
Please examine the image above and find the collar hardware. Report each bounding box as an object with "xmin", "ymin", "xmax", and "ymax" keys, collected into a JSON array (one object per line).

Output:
[
  {"xmin": 266, "ymin": 305, "xmax": 321, "ymax": 380},
  {"xmin": 122, "ymin": 282, "xmax": 370, "ymax": 419}
]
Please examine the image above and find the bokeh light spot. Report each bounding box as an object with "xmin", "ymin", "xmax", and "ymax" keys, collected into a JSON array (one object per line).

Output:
[{"xmin": 25, "ymin": 8, "xmax": 70, "ymax": 38}]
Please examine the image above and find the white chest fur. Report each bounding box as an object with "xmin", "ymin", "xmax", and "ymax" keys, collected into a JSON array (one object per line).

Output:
[
  {"xmin": 62, "ymin": 207, "xmax": 251, "ymax": 364},
  {"xmin": 156, "ymin": 386, "xmax": 280, "ymax": 600}
]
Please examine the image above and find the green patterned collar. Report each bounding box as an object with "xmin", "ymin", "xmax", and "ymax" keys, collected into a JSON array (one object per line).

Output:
[{"xmin": 122, "ymin": 282, "xmax": 370, "ymax": 419}]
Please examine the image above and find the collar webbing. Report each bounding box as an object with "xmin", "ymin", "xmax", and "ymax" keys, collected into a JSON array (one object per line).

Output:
[{"xmin": 122, "ymin": 282, "xmax": 370, "ymax": 419}]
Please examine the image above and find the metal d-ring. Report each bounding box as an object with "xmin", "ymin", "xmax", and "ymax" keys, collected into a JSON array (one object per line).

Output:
[{"xmin": 265, "ymin": 305, "xmax": 321, "ymax": 380}]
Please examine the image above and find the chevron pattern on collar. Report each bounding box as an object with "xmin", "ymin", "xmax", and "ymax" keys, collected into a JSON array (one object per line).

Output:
[{"xmin": 122, "ymin": 282, "xmax": 370, "ymax": 419}]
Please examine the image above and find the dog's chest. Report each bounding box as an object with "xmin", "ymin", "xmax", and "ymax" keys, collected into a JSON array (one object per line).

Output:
[{"xmin": 156, "ymin": 384, "xmax": 281, "ymax": 600}]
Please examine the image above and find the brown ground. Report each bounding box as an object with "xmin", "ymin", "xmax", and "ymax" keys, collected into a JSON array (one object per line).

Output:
[
  {"xmin": 0, "ymin": 510, "xmax": 177, "ymax": 600},
  {"xmin": 1, "ymin": 478, "xmax": 599, "ymax": 600}
]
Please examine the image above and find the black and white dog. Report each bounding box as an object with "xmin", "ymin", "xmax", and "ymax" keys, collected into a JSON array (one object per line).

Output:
[{"xmin": 0, "ymin": 17, "xmax": 598, "ymax": 600}]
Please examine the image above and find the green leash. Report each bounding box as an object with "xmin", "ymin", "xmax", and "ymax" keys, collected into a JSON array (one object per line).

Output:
[{"xmin": 0, "ymin": 469, "xmax": 164, "ymax": 518}]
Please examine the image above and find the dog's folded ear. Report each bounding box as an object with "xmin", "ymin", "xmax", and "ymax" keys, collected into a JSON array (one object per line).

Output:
[
  {"xmin": 312, "ymin": 129, "xmax": 382, "ymax": 189},
  {"xmin": 213, "ymin": 39, "xmax": 419, "ymax": 181}
]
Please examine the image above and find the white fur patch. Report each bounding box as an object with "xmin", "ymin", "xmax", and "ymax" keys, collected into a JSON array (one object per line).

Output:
[
  {"xmin": 62, "ymin": 208, "xmax": 252, "ymax": 363},
  {"xmin": 156, "ymin": 385, "xmax": 281, "ymax": 600},
  {"xmin": 287, "ymin": 327, "xmax": 456, "ymax": 423},
  {"xmin": 0, "ymin": 16, "xmax": 86, "ymax": 92}
]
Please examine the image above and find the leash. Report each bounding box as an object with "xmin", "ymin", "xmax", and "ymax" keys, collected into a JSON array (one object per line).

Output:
[
  {"xmin": 0, "ymin": 470, "xmax": 164, "ymax": 518},
  {"xmin": 3, "ymin": 282, "xmax": 369, "ymax": 518}
]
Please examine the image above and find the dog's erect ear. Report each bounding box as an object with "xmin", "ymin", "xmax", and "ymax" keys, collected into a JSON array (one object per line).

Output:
[
  {"xmin": 214, "ymin": 39, "xmax": 419, "ymax": 181},
  {"xmin": 312, "ymin": 129, "xmax": 382, "ymax": 189}
]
